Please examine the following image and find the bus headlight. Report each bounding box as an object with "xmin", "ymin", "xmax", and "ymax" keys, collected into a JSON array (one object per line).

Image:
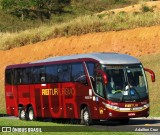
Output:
[
  {"xmin": 105, "ymin": 104, "xmax": 120, "ymax": 110},
  {"xmin": 143, "ymin": 104, "xmax": 149, "ymax": 108}
]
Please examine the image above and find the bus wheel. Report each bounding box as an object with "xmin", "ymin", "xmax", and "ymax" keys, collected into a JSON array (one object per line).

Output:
[
  {"xmin": 28, "ymin": 106, "xmax": 35, "ymax": 121},
  {"xmin": 18, "ymin": 107, "xmax": 26, "ymax": 120},
  {"xmin": 81, "ymin": 107, "xmax": 92, "ymax": 125}
]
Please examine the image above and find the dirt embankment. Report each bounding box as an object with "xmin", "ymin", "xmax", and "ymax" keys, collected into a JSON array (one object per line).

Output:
[{"xmin": 0, "ymin": 26, "xmax": 160, "ymax": 82}]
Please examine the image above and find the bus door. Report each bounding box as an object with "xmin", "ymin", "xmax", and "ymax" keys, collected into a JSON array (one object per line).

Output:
[
  {"xmin": 86, "ymin": 62, "xmax": 106, "ymax": 120},
  {"xmin": 94, "ymin": 70, "xmax": 107, "ymax": 119}
]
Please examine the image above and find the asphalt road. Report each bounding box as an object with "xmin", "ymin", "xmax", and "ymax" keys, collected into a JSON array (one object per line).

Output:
[
  {"xmin": 90, "ymin": 118, "xmax": 160, "ymax": 133},
  {"xmin": 108, "ymin": 117, "xmax": 160, "ymax": 126}
]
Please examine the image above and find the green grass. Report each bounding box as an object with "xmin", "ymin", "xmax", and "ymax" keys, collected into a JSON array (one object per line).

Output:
[
  {"xmin": 0, "ymin": 132, "xmax": 140, "ymax": 135},
  {"xmin": 0, "ymin": 132, "xmax": 139, "ymax": 135},
  {"xmin": 140, "ymin": 53, "xmax": 160, "ymax": 117},
  {"xmin": 0, "ymin": 118, "xmax": 85, "ymax": 128},
  {"xmin": 1, "ymin": 11, "xmax": 160, "ymax": 50},
  {"xmin": 0, "ymin": 118, "xmax": 142, "ymax": 134}
]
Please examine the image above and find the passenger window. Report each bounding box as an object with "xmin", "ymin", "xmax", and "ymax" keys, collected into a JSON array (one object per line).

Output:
[
  {"xmin": 46, "ymin": 65, "xmax": 58, "ymax": 83},
  {"xmin": 22, "ymin": 68, "xmax": 30, "ymax": 84},
  {"xmin": 14, "ymin": 68, "xmax": 30, "ymax": 84},
  {"xmin": 72, "ymin": 63, "xmax": 87, "ymax": 84},
  {"xmin": 32, "ymin": 66, "xmax": 45, "ymax": 83},
  {"xmin": 58, "ymin": 64, "xmax": 71, "ymax": 82},
  {"xmin": 5, "ymin": 69, "xmax": 13, "ymax": 85},
  {"xmin": 15, "ymin": 69, "xmax": 23, "ymax": 84}
]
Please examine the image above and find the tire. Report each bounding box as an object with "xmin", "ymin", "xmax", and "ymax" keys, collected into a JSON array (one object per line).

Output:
[
  {"xmin": 18, "ymin": 107, "xmax": 26, "ymax": 120},
  {"xmin": 81, "ymin": 107, "xmax": 92, "ymax": 125},
  {"xmin": 27, "ymin": 106, "xmax": 35, "ymax": 121},
  {"xmin": 119, "ymin": 119, "xmax": 129, "ymax": 125}
]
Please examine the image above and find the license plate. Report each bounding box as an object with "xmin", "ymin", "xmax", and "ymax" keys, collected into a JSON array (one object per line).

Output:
[{"xmin": 128, "ymin": 113, "xmax": 135, "ymax": 116}]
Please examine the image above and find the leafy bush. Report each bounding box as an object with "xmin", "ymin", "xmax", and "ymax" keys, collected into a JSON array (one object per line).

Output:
[{"xmin": 141, "ymin": 4, "xmax": 154, "ymax": 12}]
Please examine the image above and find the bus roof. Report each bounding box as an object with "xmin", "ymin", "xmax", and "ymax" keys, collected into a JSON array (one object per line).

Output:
[{"xmin": 32, "ymin": 52, "xmax": 141, "ymax": 65}]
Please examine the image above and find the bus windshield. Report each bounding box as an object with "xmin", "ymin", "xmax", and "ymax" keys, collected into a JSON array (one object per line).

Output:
[{"xmin": 103, "ymin": 65, "xmax": 148, "ymax": 102}]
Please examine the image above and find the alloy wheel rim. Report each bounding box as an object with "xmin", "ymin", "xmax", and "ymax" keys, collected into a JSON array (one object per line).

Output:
[
  {"xmin": 21, "ymin": 110, "xmax": 25, "ymax": 119},
  {"xmin": 84, "ymin": 111, "xmax": 89, "ymax": 122},
  {"xmin": 29, "ymin": 110, "xmax": 34, "ymax": 120}
]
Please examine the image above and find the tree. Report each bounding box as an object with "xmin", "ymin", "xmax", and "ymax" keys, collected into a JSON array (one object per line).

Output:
[
  {"xmin": 32, "ymin": 0, "xmax": 71, "ymax": 20},
  {"xmin": 1, "ymin": 0, "xmax": 71, "ymax": 21},
  {"xmin": 2, "ymin": 0, "xmax": 36, "ymax": 21}
]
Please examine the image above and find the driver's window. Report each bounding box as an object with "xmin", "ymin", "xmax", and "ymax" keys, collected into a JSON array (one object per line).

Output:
[
  {"xmin": 96, "ymin": 75, "xmax": 104, "ymax": 97},
  {"xmin": 71, "ymin": 62, "xmax": 87, "ymax": 84},
  {"xmin": 86, "ymin": 62, "xmax": 96, "ymax": 88}
]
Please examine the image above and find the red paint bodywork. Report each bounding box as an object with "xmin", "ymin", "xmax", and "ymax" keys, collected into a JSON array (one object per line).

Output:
[{"xmin": 5, "ymin": 58, "xmax": 150, "ymax": 120}]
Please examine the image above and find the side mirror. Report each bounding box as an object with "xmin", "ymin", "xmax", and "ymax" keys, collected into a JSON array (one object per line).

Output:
[
  {"xmin": 144, "ymin": 68, "xmax": 155, "ymax": 82},
  {"xmin": 96, "ymin": 70, "xmax": 108, "ymax": 84}
]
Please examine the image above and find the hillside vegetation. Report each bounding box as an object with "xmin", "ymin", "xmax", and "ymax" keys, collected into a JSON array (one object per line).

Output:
[
  {"xmin": 1, "ymin": 11, "xmax": 160, "ymax": 50},
  {"xmin": 0, "ymin": 0, "xmax": 155, "ymax": 50},
  {"xmin": 0, "ymin": 0, "xmax": 140, "ymax": 32}
]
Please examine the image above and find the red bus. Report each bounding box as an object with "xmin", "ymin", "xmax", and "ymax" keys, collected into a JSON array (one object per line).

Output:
[{"xmin": 5, "ymin": 52, "xmax": 155, "ymax": 125}]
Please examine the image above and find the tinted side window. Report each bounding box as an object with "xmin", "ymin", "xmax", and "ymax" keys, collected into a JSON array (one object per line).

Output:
[
  {"xmin": 26, "ymin": 68, "xmax": 32, "ymax": 84},
  {"xmin": 22, "ymin": 68, "xmax": 30, "ymax": 84},
  {"xmin": 58, "ymin": 64, "xmax": 71, "ymax": 82},
  {"xmin": 96, "ymin": 75, "xmax": 105, "ymax": 97},
  {"xmin": 14, "ymin": 68, "xmax": 31, "ymax": 84},
  {"xmin": 72, "ymin": 63, "xmax": 87, "ymax": 84},
  {"xmin": 86, "ymin": 62, "xmax": 96, "ymax": 88},
  {"xmin": 5, "ymin": 69, "xmax": 13, "ymax": 85},
  {"xmin": 14, "ymin": 69, "xmax": 23, "ymax": 84},
  {"xmin": 46, "ymin": 65, "xmax": 58, "ymax": 83},
  {"xmin": 32, "ymin": 66, "xmax": 45, "ymax": 83},
  {"xmin": 86, "ymin": 62, "xmax": 95, "ymax": 77}
]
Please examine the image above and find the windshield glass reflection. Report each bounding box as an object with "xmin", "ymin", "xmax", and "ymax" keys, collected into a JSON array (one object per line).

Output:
[{"xmin": 103, "ymin": 65, "xmax": 148, "ymax": 102}]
